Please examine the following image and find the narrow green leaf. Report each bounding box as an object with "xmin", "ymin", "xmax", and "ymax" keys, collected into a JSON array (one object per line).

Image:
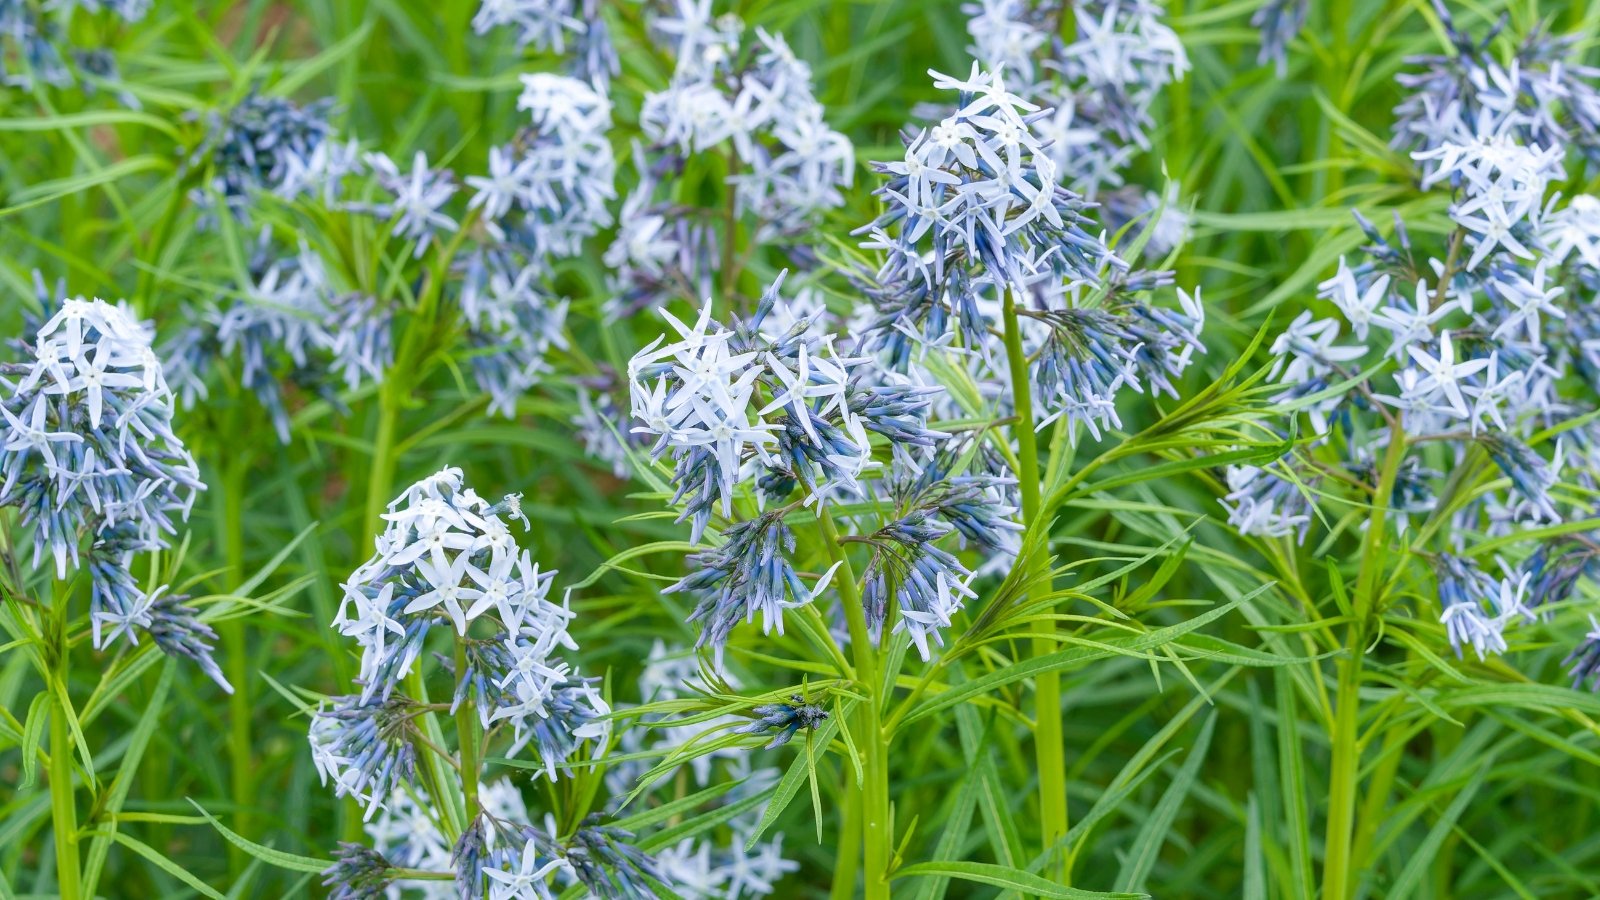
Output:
[
  {"xmin": 189, "ymin": 800, "xmax": 334, "ymax": 873},
  {"xmin": 19, "ymin": 692, "xmax": 47, "ymax": 789},
  {"xmin": 907, "ymin": 587, "xmax": 1265, "ymax": 725},
  {"xmin": 1386, "ymin": 761, "xmax": 1490, "ymax": 897},
  {"xmin": 83, "ymin": 830, "xmax": 226, "ymax": 899},
  {"xmin": 1116, "ymin": 711, "xmax": 1217, "ymax": 891},
  {"xmin": 234, "ymin": 522, "xmax": 320, "ymax": 598},
  {"xmin": 955, "ymin": 703, "xmax": 1023, "ymax": 869},
  {"xmin": 83, "ymin": 660, "xmax": 178, "ymax": 898},
  {"xmin": 272, "ymin": 19, "xmax": 376, "ymax": 95},
  {"xmin": 639, "ymin": 790, "xmax": 771, "ymax": 852},
  {"xmin": 895, "ymin": 861, "xmax": 1145, "ymax": 899},
  {"xmin": 910, "ymin": 743, "xmax": 983, "ymax": 900},
  {"xmin": 1276, "ymin": 668, "xmax": 1315, "ymax": 896},
  {"xmin": 1243, "ymin": 794, "xmax": 1266, "ymax": 900},
  {"xmin": 610, "ymin": 780, "xmax": 740, "ymax": 832}
]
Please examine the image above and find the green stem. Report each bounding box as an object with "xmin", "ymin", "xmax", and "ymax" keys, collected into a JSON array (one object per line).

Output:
[
  {"xmin": 50, "ymin": 693, "xmax": 82, "ymax": 900},
  {"xmin": 829, "ymin": 782, "xmax": 862, "ymax": 900},
  {"xmin": 1322, "ymin": 637, "xmax": 1365, "ymax": 900},
  {"xmin": 453, "ymin": 641, "xmax": 480, "ymax": 826},
  {"xmin": 409, "ymin": 667, "xmax": 467, "ymax": 841},
  {"xmin": 820, "ymin": 509, "xmax": 890, "ymax": 900},
  {"xmin": 135, "ymin": 183, "xmax": 188, "ymax": 314},
  {"xmin": 347, "ymin": 270, "xmax": 414, "ymax": 843},
  {"xmin": 1003, "ymin": 288, "xmax": 1068, "ymax": 881},
  {"xmin": 1322, "ymin": 420, "xmax": 1405, "ymax": 900},
  {"xmin": 49, "ymin": 584, "xmax": 81, "ymax": 900},
  {"xmin": 364, "ymin": 393, "xmax": 400, "ymax": 554},
  {"xmin": 217, "ymin": 452, "xmax": 252, "ymax": 876},
  {"xmin": 1350, "ymin": 709, "xmax": 1406, "ymax": 873}
]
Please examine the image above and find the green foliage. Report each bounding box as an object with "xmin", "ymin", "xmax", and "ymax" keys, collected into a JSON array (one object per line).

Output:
[{"xmin": 1, "ymin": 0, "xmax": 1599, "ymax": 898}]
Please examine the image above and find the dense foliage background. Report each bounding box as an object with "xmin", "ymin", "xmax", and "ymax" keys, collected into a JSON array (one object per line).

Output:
[{"xmin": 4, "ymin": 0, "xmax": 1600, "ymax": 898}]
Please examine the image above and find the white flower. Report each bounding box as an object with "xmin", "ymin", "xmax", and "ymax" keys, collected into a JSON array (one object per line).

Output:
[
  {"xmin": 473, "ymin": 0, "xmax": 582, "ymax": 51},
  {"xmin": 965, "ymin": 0, "xmax": 1049, "ymax": 84},
  {"xmin": 1372, "ymin": 279, "xmax": 1455, "ymax": 362},
  {"xmin": 341, "ymin": 467, "xmax": 564, "ymax": 699},
  {"xmin": 1456, "ymin": 205, "xmax": 1536, "ymax": 271},
  {"xmin": 1440, "ymin": 600, "xmax": 1508, "ymax": 660},
  {"xmin": 1543, "ymin": 194, "xmax": 1600, "ymax": 269},
  {"xmin": 1317, "ymin": 258, "xmax": 1390, "ymax": 340},
  {"xmin": 1405, "ymin": 331, "xmax": 1490, "ymax": 419},
  {"xmin": 363, "ymin": 151, "xmax": 459, "ymax": 256},
  {"xmin": 1490, "ymin": 259, "xmax": 1565, "ymax": 347},
  {"xmin": 484, "ymin": 837, "xmax": 564, "ymax": 900},
  {"xmin": 518, "ymin": 72, "xmax": 612, "ymax": 138},
  {"xmin": 1267, "ymin": 311, "xmax": 1365, "ymax": 385}
]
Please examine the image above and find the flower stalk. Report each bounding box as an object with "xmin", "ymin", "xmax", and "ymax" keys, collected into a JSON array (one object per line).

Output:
[
  {"xmin": 217, "ymin": 448, "xmax": 252, "ymax": 875},
  {"xmin": 49, "ymin": 580, "xmax": 81, "ymax": 900},
  {"xmin": 453, "ymin": 640, "xmax": 481, "ymax": 824},
  {"xmin": 1323, "ymin": 417, "xmax": 1405, "ymax": 899},
  {"xmin": 820, "ymin": 508, "xmax": 891, "ymax": 900},
  {"xmin": 1003, "ymin": 286, "xmax": 1069, "ymax": 881}
]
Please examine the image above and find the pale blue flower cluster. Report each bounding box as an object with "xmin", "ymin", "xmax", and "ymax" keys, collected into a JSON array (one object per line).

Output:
[
  {"xmin": 314, "ymin": 466, "xmax": 669, "ymax": 897},
  {"xmin": 460, "ymin": 255, "xmax": 572, "ymax": 419},
  {"xmin": 164, "ymin": 235, "xmax": 390, "ymax": 443},
  {"xmin": 347, "ymin": 775, "xmax": 662, "ymax": 900},
  {"xmin": 629, "ymin": 273, "xmax": 940, "ymax": 537},
  {"xmin": 472, "ymin": 0, "xmax": 618, "ymax": 88},
  {"xmin": 315, "ymin": 467, "xmax": 607, "ymax": 791},
  {"xmin": 190, "ymin": 93, "xmax": 338, "ymax": 218},
  {"xmin": 1232, "ymin": 6, "xmax": 1600, "ymax": 670},
  {"xmin": 605, "ymin": 1, "xmax": 853, "ymax": 316},
  {"xmin": 630, "ymin": 270, "xmax": 1037, "ymax": 660},
  {"xmin": 358, "ymin": 150, "xmax": 460, "ymax": 257},
  {"xmin": 470, "ymin": 73, "xmax": 616, "ymax": 266},
  {"xmin": 857, "ymin": 66, "xmax": 1205, "ymax": 440},
  {"xmin": 0, "ymin": 296, "xmax": 222, "ymax": 686},
  {"xmin": 1, "ymin": 0, "xmax": 147, "ymax": 92},
  {"xmin": 175, "ymin": 76, "xmax": 609, "ymax": 430},
  {"xmin": 965, "ymin": 0, "xmax": 1189, "ymax": 198},
  {"xmin": 1250, "ymin": 0, "xmax": 1308, "ymax": 76}
]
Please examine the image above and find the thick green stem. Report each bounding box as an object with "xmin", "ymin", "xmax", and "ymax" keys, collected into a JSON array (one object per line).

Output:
[
  {"xmin": 1322, "ymin": 639, "xmax": 1365, "ymax": 900},
  {"xmin": 820, "ymin": 509, "xmax": 891, "ymax": 900},
  {"xmin": 830, "ymin": 786, "xmax": 862, "ymax": 900},
  {"xmin": 1350, "ymin": 712, "xmax": 1407, "ymax": 873},
  {"xmin": 49, "ymin": 586, "xmax": 81, "ymax": 900},
  {"xmin": 217, "ymin": 453, "xmax": 252, "ymax": 875},
  {"xmin": 343, "ymin": 344, "xmax": 406, "ymax": 845},
  {"xmin": 1003, "ymin": 288, "xmax": 1068, "ymax": 881},
  {"xmin": 454, "ymin": 641, "xmax": 480, "ymax": 825},
  {"xmin": 364, "ymin": 395, "xmax": 400, "ymax": 554},
  {"xmin": 1322, "ymin": 421, "xmax": 1406, "ymax": 900},
  {"xmin": 50, "ymin": 693, "xmax": 81, "ymax": 900}
]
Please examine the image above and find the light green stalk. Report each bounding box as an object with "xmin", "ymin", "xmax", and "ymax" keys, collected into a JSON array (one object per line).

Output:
[
  {"xmin": 454, "ymin": 641, "xmax": 481, "ymax": 825},
  {"xmin": 820, "ymin": 509, "xmax": 891, "ymax": 900},
  {"xmin": 363, "ymin": 394, "xmax": 400, "ymax": 556},
  {"xmin": 216, "ymin": 450, "xmax": 252, "ymax": 875},
  {"xmin": 830, "ymin": 787, "xmax": 862, "ymax": 900},
  {"xmin": 49, "ymin": 582, "xmax": 81, "ymax": 900},
  {"xmin": 1002, "ymin": 288, "xmax": 1068, "ymax": 881},
  {"xmin": 1322, "ymin": 419, "xmax": 1405, "ymax": 899}
]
